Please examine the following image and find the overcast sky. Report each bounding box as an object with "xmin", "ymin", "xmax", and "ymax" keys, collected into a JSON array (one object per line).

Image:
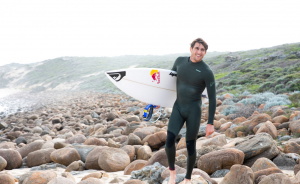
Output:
[{"xmin": 0, "ymin": 0, "xmax": 299, "ymax": 66}]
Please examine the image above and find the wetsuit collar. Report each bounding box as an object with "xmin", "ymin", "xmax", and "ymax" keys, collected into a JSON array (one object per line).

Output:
[{"xmin": 188, "ymin": 57, "xmax": 203, "ymax": 63}]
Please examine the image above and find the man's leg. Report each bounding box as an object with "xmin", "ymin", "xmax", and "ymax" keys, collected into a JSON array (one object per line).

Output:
[
  {"xmin": 165, "ymin": 105, "xmax": 185, "ymax": 184},
  {"xmin": 184, "ymin": 106, "xmax": 201, "ymax": 180}
]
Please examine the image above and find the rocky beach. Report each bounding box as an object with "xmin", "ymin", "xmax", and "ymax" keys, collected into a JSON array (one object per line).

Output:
[{"xmin": 0, "ymin": 91, "xmax": 300, "ymax": 184}]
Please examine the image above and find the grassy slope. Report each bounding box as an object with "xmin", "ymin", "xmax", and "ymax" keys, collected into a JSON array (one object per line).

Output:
[{"xmin": 205, "ymin": 43, "xmax": 300, "ymax": 94}]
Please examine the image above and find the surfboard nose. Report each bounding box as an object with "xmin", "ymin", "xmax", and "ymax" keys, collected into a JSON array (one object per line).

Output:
[{"xmin": 106, "ymin": 71, "xmax": 126, "ymax": 82}]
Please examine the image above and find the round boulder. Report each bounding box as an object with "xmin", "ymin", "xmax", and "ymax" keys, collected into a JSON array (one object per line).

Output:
[
  {"xmin": 78, "ymin": 178, "xmax": 105, "ymax": 184},
  {"xmin": 0, "ymin": 156, "xmax": 7, "ymax": 171},
  {"xmin": 84, "ymin": 137, "xmax": 108, "ymax": 146},
  {"xmin": 197, "ymin": 148, "xmax": 244, "ymax": 175},
  {"xmin": 0, "ymin": 149, "xmax": 22, "ymax": 170},
  {"xmin": 85, "ymin": 146, "xmax": 107, "ymax": 170},
  {"xmin": 124, "ymin": 160, "xmax": 148, "ymax": 175},
  {"xmin": 50, "ymin": 148, "xmax": 81, "ymax": 166},
  {"xmin": 17, "ymin": 140, "xmax": 44, "ymax": 158},
  {"xmin": 66, "ymin": 134, "xmax": 87, "ymax": 144},
  {"xmin": 20, "ymin": 170, "xmax": 57, "ymax": 184},
  {"xmin": 27, "ymin": 148, "xmax": 55, "ymax": 167},
  {"xmin": 98, "ymin": 147, "xmax": 130, "ymax": 172},
  {"xmin": 219, "ymin": 164, "xmax": 254, "ymax": 184},
  {"xmin": 0, "ymin": 173, "xmax": 15, "ymax": 184},
  {"xmin": 48, "ymin": 176, "xmax": 76, "ymax": 184}
]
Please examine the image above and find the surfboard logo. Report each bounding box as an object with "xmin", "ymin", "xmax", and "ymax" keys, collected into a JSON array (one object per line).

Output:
[
  {"xmin": 169, "ymin": 71, "xmax": 177, "ymax": 77},
  {"xmin": 150, "ymin": 69, "xmax": 160, "ymax": 84},
  {"xmin": 107, "ymin": 71, "xmax": 126, "ymax": 82}
]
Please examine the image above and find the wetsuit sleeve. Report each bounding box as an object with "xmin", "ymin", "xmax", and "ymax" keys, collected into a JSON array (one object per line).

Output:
[{"xmin": 205, "ymin": 70, "xmax": 216, "ymax": 125}]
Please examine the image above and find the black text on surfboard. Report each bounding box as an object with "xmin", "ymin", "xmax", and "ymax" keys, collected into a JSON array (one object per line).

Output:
[
  {"xmin": 107, "ymin": 71, "xmax": 126, "ymax": 82},
  {"xmin": 169, "ymin": 71, "xmax": 177, "ymax": 77}
]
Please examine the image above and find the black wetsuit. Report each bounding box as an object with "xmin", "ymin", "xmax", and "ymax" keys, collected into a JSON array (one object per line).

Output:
[{"xmin": 165, "ymin": 56, "xmax": 216, "ymax": 179}]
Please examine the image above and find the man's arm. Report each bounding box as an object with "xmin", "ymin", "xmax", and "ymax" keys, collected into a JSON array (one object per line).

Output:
[
  {"xmin": 205, "ymin": 70, "xmax": 216, "ymax": 125},
  {"xmin": 205, "ymin": 69, "xmax": 216, "ymax": 137}
]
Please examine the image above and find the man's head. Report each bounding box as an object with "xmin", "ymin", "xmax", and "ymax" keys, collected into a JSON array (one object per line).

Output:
[
  {"xmin": 190, "ymin": 38, "xmax": 208, "ymax": 63},
  {"xmin": 190, "ymin": 38, "xmax": 208, "ymax": 51}
]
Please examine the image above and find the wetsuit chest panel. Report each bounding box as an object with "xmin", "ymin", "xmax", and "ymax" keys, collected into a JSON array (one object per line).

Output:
[
  {"xmin": 174, "ymin": 58, "xmax": 208, "ymax": 103},
  {"xmin": 177, "ymin": 61, "xmax": 206, "ymax": 87}
]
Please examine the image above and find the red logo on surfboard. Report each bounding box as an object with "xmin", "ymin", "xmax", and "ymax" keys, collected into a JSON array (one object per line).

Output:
[{"xmin": 150, "ymin": 70, "xmax": 160, "ymax": 84}]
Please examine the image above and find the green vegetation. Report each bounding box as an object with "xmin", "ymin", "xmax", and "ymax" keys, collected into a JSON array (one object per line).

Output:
[
  {"xmin": 215, "ymin": 72, "xmax": 230, "ymax": 80},
  {"xmin": 206, "ymin": 43, "xmax": 300, "ymax": 94},
  {"xmin": 289, "ymin": 93, "xmax": 300, "ymax": 108}
]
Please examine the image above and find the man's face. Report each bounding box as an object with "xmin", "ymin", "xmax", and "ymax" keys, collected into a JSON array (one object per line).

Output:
[{"xmin": 190, "ymin": 42, "xmax": 207, "ymax": 63}]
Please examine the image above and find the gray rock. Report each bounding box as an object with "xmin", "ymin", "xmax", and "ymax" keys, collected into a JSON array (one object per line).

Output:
[
  {"xmin": 73, "ymin": 145, "xmax": 95, "ymax": 162},
  {"xmin": 0, "ymin": 122, "xmax": 8, "ymax": 129},
  {"xmin": 179, "ymin": 125, "xmax": 206, "ymax": 138},
  {"xmin": 234, "ymin": 133, "xmax": 280, "ymax": 166},
  {"xmin": 30, "ymin": 163, "xmax": 66, "ymax": 170},
  {"xmin": 131, "ymin": 162, "xmax": 166, "ymax": 184},
  {"xmin": 278, "ymin": 135, "xmax": 292, "ymax": 141},
  {"xmin": 163, "ymin": 174, "xmax": 185, "ymax": 184},
  {"xmin": 273, "ymin": 153, "xmax": 298, "ymax": 169},
  {"xmin": 211, "ymin": 169, "xmax": 230, "ymax": 178},
  {"xmin": 15, "ymin": 137, "xmax": 27, "ymax": 145},
  {"xmin": 91, "ymin": 112, "xmax": 99, "ymax": 118}
]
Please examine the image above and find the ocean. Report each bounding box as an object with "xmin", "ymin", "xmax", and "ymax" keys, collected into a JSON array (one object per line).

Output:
[{"xmin": 0, "ymin": 88, "xmax": 21, "ymax": 115}]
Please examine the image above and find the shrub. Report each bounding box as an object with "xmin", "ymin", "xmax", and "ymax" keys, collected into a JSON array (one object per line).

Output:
[
  {"xmin": 222, "ymin": 99, "xmax": 235, "ymax": 105},
  {"xmin": 222, "ymin": 104, "xmax": 257, "ymax": 119},
  {"xmin": 289, "ymin": 92, "xmax": 300, "ymax": 108},
  {"xmin": 258, "ymin": 82, "xmax": 274, "ymax": 92},
  {"xmin": 236, "ymin": 92, "xmax": 291, "ymax": 110},
  {"xmin": 238, "ymin": 92, "xmax": 274, "ymax": 106},
  {"xmin": 232, "ymin": 104, "xmax": 257, "ymax": 119},
  {"xmin": 275, "ymin": 84, "xmax": 285, "ymax": 91},
  {"xmin": 264, "ymin": 94, "xmax": 291, "ymax": 110},
  {"xmin": 241, "ymin": 91, "xmax": 251, "ymax": 96},
  {"xmin": 287, "ymin": 79, "xmax": 300, "ymax": 92},
  {"xmin": 222, "ymin": 105, "xmax": 236, "ymax": 116}
]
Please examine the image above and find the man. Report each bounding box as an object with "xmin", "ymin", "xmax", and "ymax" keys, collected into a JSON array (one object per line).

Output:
[{"xmin": 165, "ymin": 38, "xmax": 216, "ymax": 184}]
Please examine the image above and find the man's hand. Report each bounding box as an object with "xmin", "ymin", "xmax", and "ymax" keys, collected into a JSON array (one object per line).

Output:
[{"xmin": 205, "ymin": 124, "xmax": 215, "ymax": 137}]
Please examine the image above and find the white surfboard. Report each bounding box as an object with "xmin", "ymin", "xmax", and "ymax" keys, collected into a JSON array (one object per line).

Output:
[{"xmin": 105, "ymin": 68, "xmax": 208, "ymax": 108}]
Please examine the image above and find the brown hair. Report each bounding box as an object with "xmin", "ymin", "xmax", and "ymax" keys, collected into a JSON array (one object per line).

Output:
[{"xmin": 190, "ymin": 38, "xmax": 208, "ymax": 51}]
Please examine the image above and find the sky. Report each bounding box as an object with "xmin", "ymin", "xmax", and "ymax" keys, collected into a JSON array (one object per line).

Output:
[{"xmin": 0, "ymin": 0, "xmax": 300, "ymax": 66}]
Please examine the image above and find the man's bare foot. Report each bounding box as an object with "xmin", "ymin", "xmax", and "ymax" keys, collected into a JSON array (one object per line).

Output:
[
  {"xmin": 168, "ymin": 169, "xmax": 176, "ymax": 184},
  {"xmin": 179, "ymin": 179, "xmax": 192, "ymax": 184}
]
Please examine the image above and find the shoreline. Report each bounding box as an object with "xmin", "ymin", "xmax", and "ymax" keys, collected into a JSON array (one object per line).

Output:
[{"xmin": 2, "ymin": 166, "xmax": 295, "ymax": 184}]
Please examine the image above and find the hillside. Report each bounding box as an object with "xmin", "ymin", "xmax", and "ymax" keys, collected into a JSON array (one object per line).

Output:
[
  {"xmin": 0, "ymin": 43, "xmax": 299, "ymax": 95},
  {"xmin": 205, "ymin": 43, "xmax": 300, "ymax": 94}
]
